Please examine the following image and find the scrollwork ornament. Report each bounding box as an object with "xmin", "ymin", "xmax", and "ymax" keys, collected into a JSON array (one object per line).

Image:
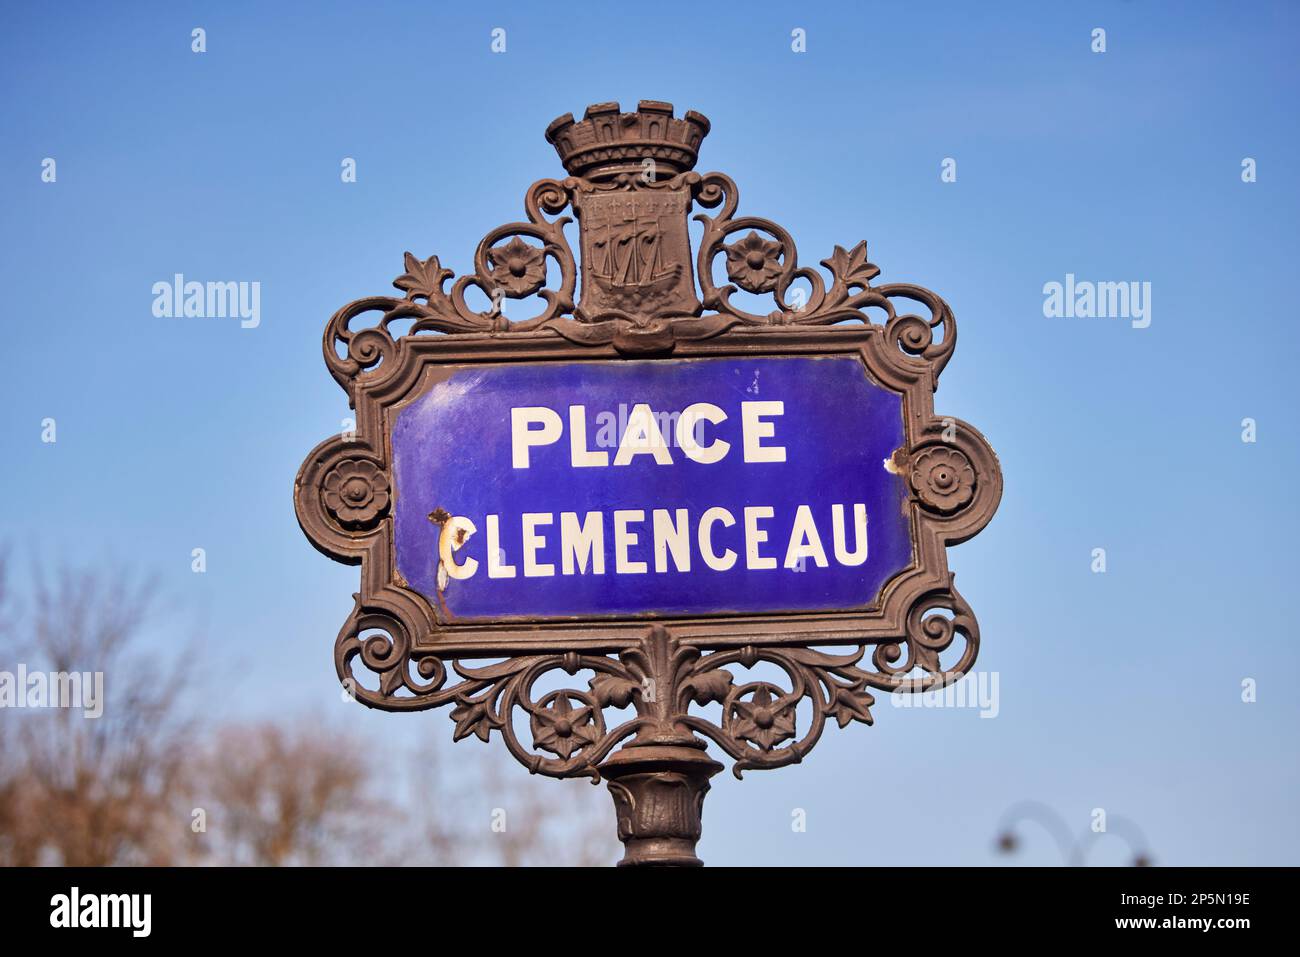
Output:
[{"xmin": 332, "ymin": 571, "xmax": 980, "ymax": 781}]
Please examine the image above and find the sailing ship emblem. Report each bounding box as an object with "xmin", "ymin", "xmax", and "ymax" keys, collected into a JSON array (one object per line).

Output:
[{"xmin": 576, "ymin": 188, "xmax": 700, "ymax": 321}]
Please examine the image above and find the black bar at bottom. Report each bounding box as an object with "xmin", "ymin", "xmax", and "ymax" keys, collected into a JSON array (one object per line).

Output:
[{"xmin": 0, "ymin": 865, "xmax": 1277, "ymax": 943}]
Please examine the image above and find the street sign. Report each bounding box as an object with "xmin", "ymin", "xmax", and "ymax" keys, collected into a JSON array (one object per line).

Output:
[
  {"xmin": 295, "ymin": 101, "xmax": 1002, "ymax": 865},
  {"xmin": 391, "ymin": 355, "xmax": 912, "ymax": 620}
]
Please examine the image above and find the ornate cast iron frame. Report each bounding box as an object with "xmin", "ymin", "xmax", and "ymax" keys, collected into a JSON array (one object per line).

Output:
[{"xmin": 295, "ymin": 102, "xmax": 1002, "ymax": 866}]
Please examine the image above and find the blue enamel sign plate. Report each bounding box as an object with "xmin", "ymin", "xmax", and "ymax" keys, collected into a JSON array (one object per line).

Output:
[{"xmin": 391, "ymin": 354, "xmax": 913, "ymax": 621}]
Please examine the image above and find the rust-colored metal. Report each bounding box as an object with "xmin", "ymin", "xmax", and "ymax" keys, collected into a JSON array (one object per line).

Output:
[
  {"xmin": 602, "ymin": 744, "xmax": 721, "ymax": 867},
  {"xmin": 295, "ymin": 101, "xmax": 1002, "ymax": 866}
]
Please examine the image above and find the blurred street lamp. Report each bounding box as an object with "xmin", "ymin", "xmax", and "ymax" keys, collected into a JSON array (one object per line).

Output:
[{"xmin": 995, "ymin": 800, "xmax": 1153, "ymax": 867}]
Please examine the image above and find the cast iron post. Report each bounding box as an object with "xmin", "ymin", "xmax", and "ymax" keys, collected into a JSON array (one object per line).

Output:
[{"xmin": 602, "ymin": 740, "xmax": 722, "ymax": 866}]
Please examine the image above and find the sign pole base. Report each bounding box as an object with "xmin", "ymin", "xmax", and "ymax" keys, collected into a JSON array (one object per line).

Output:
[{"xmin": 601, "ymin": 741, "xmax": 723, "ymax": 867}]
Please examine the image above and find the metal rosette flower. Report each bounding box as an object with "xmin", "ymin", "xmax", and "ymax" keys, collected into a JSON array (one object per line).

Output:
[
  {"xmin": 906, "ymin": 418, "xmax": 1002, "ymax": 546},
  {"xmin": 321, "ymin": 458, "xmax": 390, "ymax": 529}
]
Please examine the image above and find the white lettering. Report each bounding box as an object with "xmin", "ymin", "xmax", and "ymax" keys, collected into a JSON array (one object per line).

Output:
[
  {"xmin": 560, "ymin": 511, "xmax": 605, "ymax": 575},
  {"xmin": 784, "ymin": 504, "xmax": 829, "ymax": 568},
  {"xmin": 652, "ymin": 508, "xmax": 691, "ymax": 573},
  {"xmin": 521, "ymin": 513, "xmax": 554, "ymax": 577},
  {"xmin": 568, "ymin": 405, "xmax": 609, "ymax": 467},
  {"xmin": 676, "ymin": 402, "xmax": 730, "ymax": 464},
  {"xmin": 698, "ymin": 507, "xmax": 737, "ymax": 571},
  {"xmin": 486, "ymin": 514, "xmax": 516, "ymax": 577},
  {"xmin": 511, "ymin": 407, "xmax": 562, "ymax": 468},
  {"xmin": 832, "ymin": 503, "xmax": 868, "ymax": 566},
  {"xmin": 614, "ymin": 509, "xmax": 647, "ymax": 573},
  {"xmin": 741, "ymin": 401, "xmax": 786, "ymax": 463},
  {"xmin": 744, "ymin": 505, "xmax": 777, "ymax": 569},
  {"xmin": 613, "ymin": 404, "xmax": 674, "ymax": 466}
]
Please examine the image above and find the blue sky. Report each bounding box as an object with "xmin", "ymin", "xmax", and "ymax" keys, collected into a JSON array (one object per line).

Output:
[{"xmin": 2, "ymin": 0, "xmax": 1297, "ymax": 865}]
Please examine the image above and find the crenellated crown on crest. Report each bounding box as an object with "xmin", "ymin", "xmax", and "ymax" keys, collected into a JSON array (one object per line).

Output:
[{"xmin": 545, "ymin": 100, "xmax": 711, "ymax": 181}]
